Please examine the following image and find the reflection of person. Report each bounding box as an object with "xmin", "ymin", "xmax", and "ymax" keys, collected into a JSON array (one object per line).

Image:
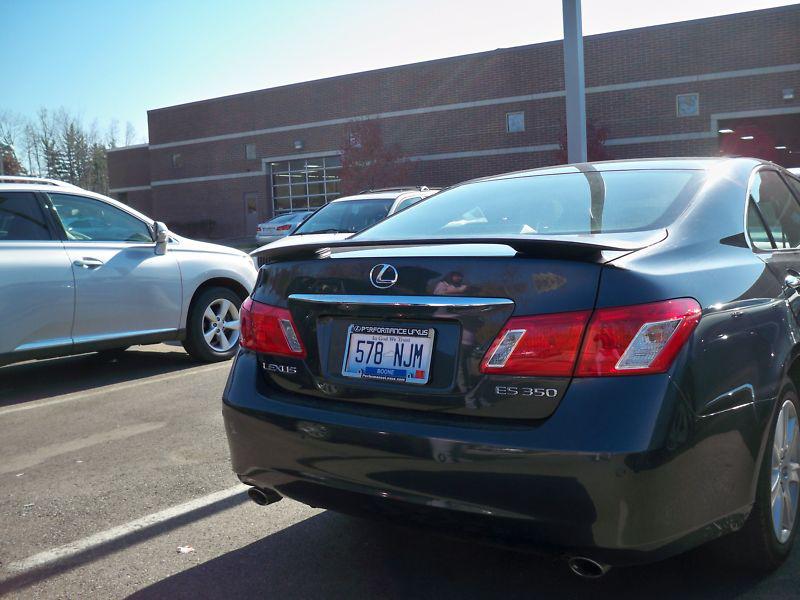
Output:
[
  {"xmin": 533, "ymin": 198, "xmax": 564, "ymax": 233},
  {"xmin": 430, "ymin": 438, "xmax": 458, "ymax": 463},
  {"xmin": 433, "ymin": 271, "xmax": 467, "ymax": 295},
  {"xmin": 430, "ymin": 271, "xmax": 480, "ymax": 406}
]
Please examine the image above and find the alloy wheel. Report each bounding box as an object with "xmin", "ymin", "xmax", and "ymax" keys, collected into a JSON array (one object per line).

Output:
[
  {"xmin": 202, "ymin": 298, "xmax": 240, "ymax": 352},
  {"xmin": 771, "ymin": 399, "xmax": 800, "ymax": 544}
]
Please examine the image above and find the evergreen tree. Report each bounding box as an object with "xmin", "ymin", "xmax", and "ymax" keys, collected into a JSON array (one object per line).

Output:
[
  {"xmin": 3, "ymin": 108, "xmax": 130, "ymax": 194},
  {"xmin": 0, "ymin": 143, "xmax": 25, "ymax": 175}
]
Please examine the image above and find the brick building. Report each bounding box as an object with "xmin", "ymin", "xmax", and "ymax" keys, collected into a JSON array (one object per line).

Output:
[{"xmin": 108, "ymin": 4, "xmax": 800, "ymax": 239}]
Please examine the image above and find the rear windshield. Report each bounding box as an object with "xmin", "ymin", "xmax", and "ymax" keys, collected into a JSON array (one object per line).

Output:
[
  {"xmin": 295, "ymin": 199, "xmax": 394, "ymax": 235},
  {"xmin": 355, "ymin": 170, "xmax": 704, "ymax": 240},
  {"xmin": 268, "ymin": 213, "xmax": 299, "ymax": 224}
]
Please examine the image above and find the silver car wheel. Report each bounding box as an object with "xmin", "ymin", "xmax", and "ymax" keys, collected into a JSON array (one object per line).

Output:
[
  {"xmin": 202, "ymin": 298, "xmax": 241, "ymax": 352},
  {"xmin": 771, "ymin": 399, "xmax": 800, "ymax": 544}
]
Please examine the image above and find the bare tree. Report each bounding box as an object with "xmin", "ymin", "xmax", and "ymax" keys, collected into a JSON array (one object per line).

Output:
[
  {"xmin": 0, "ymin": 110, "xmax": 24, "ymax": 149},
  {"xmin": 339, "ymin": 121, "xmax": 411, "ymax": 195},
  {"xmin": 106, "ymin": 119, "xmax": 120, "ymax": 149},
  {"xmin": 29, "ymin": 108, "xmax": 66, "ymax": 180},
  {"xmin": 22, "ymin": 123, "xmax": 40, "ymax": 175},
  {"xmin": 4, "ymin": 108, "xmax": 132, "ymax": 192},
  {"xmin": 124, "ymin": 121, "xmax": 137, "ymax": 146}
]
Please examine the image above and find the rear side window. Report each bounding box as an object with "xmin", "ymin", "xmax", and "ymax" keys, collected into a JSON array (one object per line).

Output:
[
  {"xmin": 49, "ymin": 193, "xmax": 153, "ymax": 242},
  {"xmin": 747, "ymin": 202, "xmax": 773, "ymax": 249},
  {"xmin": 395, "ymin": 196, "xmax": 422, "ymax": 212},
  {"xmin": 0, "ymin": 192, "xmax": 51, "ymax": 241},
  {"xmin": 747, "ymin": 171, "xmax": 800, "ymax": 250},
  {"xmin": 355, "ymin": 170, "xmax": 703, "ymax": 240}
]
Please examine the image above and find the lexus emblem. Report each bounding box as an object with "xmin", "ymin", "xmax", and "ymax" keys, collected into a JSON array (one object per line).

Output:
[{"xmin": 370, "ymin": 264, "xmax": 398, "ymax": 289}]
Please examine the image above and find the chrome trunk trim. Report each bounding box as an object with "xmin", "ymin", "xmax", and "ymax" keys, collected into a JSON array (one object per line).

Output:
[{"xmin": 288, "ymin": 294, "xmax": 513, "ymax": 308}]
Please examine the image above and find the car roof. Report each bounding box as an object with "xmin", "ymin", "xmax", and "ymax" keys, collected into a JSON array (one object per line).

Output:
[
  {"xmin": 0, "ymin": 178, "xmax": 154, "ymax": 224},
  {"xmin": 271, "ymin": 210, "xmax": 312, "ymax": 217},
  {"xmin": 332, "ymin": 189, "xmax": 438, "ymax": 203},
  {"xmin": 261, "ymin": 211, "xmax": 311, "ymax": 223},
  {"xmin": 330, "ymin": 191, "xmax": 409, "ymax": 202}
]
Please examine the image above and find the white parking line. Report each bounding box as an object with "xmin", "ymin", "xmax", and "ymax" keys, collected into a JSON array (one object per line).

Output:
[
  {"xmin": 5, "ymin": 484, "xmax": 248, "ymax": 573},
  {"xmin": 0, "ymin": 363, "xmax": 230, "ymax": 417}
]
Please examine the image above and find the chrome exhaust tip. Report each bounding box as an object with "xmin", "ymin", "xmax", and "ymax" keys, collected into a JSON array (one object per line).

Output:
[
  {"xmin": 567, "ymin": 556, "xmax": 612, "ymax": 579},
  {"xmin": 247, "ymin": 486, "xmax": 282, "ymax": 506}
]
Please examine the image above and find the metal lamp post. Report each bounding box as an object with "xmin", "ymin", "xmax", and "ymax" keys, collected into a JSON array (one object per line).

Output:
[{"xmin": 562, "ymin": 0, "xmax": 587, "ymax": 163}]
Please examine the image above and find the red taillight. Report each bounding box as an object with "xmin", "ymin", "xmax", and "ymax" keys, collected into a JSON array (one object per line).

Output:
[
  {"xmin": 480, "ymin": 311, "xmax": 591, "ymax": 376},
  {"xmin": 480, "ymin": 298, "xmax": 701, "ymax": 378},
  {"xmin": 575, "ymin": 298, "xmax": 701, "ymax": 376},
  {"xmin": 239, "ymin": 297, "xmax": 306, "ymax": 357},
  {"xmin": 276, "ymin": 224, "xmax": 292, "ymax": 231}
]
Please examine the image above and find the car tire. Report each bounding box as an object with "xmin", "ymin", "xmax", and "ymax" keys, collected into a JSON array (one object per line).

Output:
[
  {"xmin": 183, "ymin": 287, "xmax": 243, "ymax": 363},
  {"xmin": 729, "ymin": 379, "xmax": 800, "ymax": 571}
]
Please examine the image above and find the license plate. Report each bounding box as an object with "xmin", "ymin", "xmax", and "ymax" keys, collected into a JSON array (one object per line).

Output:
[{"xmin": 341, "ymin": 324, "xmax": 435, "ymax": 384}]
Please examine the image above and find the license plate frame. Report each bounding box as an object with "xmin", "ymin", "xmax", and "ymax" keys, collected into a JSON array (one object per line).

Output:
[{"xmin": 341, "ymin": 324, "xmax": 435, "ymax": 385}]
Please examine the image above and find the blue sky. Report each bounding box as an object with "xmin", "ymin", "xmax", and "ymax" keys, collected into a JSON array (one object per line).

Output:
[{"xmin": 5, "ymin": 0, "xmax": 797, "ymax": 143}]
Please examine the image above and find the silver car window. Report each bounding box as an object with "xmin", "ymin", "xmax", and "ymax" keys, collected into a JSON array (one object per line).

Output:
[
  {"xmin": 49, "ymin": 193, "xmax": 153, "ymax": 243},
  {"xmin": 395, "ymin": 196, "xmax": 422, "ymax": 212},
  {"xmin": 0, "ymin": 192, "xmax": 51, "ymax": 241}
]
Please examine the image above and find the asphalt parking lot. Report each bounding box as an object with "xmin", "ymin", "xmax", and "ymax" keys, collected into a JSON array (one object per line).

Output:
[{"xmin": 1, "ymin": 345, "xmax": 799, "ymax": 599}]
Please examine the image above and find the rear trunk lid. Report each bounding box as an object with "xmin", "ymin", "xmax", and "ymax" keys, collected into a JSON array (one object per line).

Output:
[{"xmin": 250, "ymin": 233, "xmax": 662, "ymax": 420}]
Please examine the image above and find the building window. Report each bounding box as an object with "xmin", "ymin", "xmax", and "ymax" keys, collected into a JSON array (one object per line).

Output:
[
  {"xmin": 171, "ymin": 153, "xmax": 182, "ymax": 168},
  {"xmin": 270, "ymin": 155, "xmax": 341, "ymax": 213},
  {"xmin": 348, "ymin": 131, "xmax": 362, "ymax": 148},
  {"xmin": 245, "ymin": 143, "xmax": 256, "ymax": 160},
  {"xmin": 676, "ymin": 93, "xmax": 700, "ymax": 117},
  {"xmin": 506, "ymin": 111, "xmax": 525, "ymax": 133}
]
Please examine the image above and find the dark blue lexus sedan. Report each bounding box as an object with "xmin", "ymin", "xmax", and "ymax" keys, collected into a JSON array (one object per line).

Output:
[{"xmin": 223, "ymin": 158, "xmax": 800, "ymax": 577}]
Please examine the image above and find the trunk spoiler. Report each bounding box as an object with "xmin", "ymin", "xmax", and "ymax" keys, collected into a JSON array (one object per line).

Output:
[{"xmin": 251, "ymin": 230, "xmax": 667, "ymax": 263}]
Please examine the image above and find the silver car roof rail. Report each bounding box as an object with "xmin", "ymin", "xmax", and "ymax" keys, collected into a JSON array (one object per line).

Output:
[
  {"xmin": 0, "ymin": 176, "xmax": 83, "ymax": 190},
  {"xmin": 356, "ymin": 186, "xmax": 434, "ymax": 194}
]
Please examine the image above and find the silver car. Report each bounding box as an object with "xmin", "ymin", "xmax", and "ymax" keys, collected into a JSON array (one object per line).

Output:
[
  {"xmin": 252, "ymin": 187, "xmax": 440, "ymax": 261},
  {"xmin": 0, "ymin": 177, "xmax": 257, "ymax": 366},
  {"xmin": 255, "ymin": 211, "xmax": 312, "ymax": 243}
]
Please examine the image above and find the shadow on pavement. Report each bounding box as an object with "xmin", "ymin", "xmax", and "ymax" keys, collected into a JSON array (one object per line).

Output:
[
  {"xmin": 127, "ymin": 511, "xmax": 797, "ymax": 600},
  {"xmin": 0, "ymin": 492, "xmax": 249, "ymax": 596},
  {"xmin": 0, "ymin": 345, "xmax": 209, "ymax": 407}
]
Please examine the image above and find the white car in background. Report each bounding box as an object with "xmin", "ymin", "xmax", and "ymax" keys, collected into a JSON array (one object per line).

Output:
[
  {"xmin": 790, "ymin": 168, "xmax": 800, "ymax": 177},
  {"xmin": 255, "ymin": 211, "xmax": 313, "ymax": 243},
  {"xmin": 251, "ymin": 187, "xmax": 438, "ymax": 261},
  {"xmin": 0, "ymin": 176, "xmax": 257, "ymax": 366}
]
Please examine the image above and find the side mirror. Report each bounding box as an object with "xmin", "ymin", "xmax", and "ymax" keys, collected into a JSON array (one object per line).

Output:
[{"xmin": 154, "ymin": 221, "xmax": 169, "ymax": 255}]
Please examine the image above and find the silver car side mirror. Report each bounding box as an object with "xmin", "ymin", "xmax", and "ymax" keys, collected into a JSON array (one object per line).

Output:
[{"xmin": 154, "ymin": 221, "xmax": 169, "ymax": 255}]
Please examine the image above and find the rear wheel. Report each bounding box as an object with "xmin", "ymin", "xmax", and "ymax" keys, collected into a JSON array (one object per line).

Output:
[
  {"xmin": 183, "ymin": 287, "xmax": 243, "ymax": 362},
  {"xmin": 731, "ymin": 380, "xmax": 800, "ymax": 571}
]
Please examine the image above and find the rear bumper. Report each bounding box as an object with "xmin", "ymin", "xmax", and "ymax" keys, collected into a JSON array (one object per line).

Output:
[{"xmin": 222, "ymin": 350, "xmax": 759, "ymax": 565}]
